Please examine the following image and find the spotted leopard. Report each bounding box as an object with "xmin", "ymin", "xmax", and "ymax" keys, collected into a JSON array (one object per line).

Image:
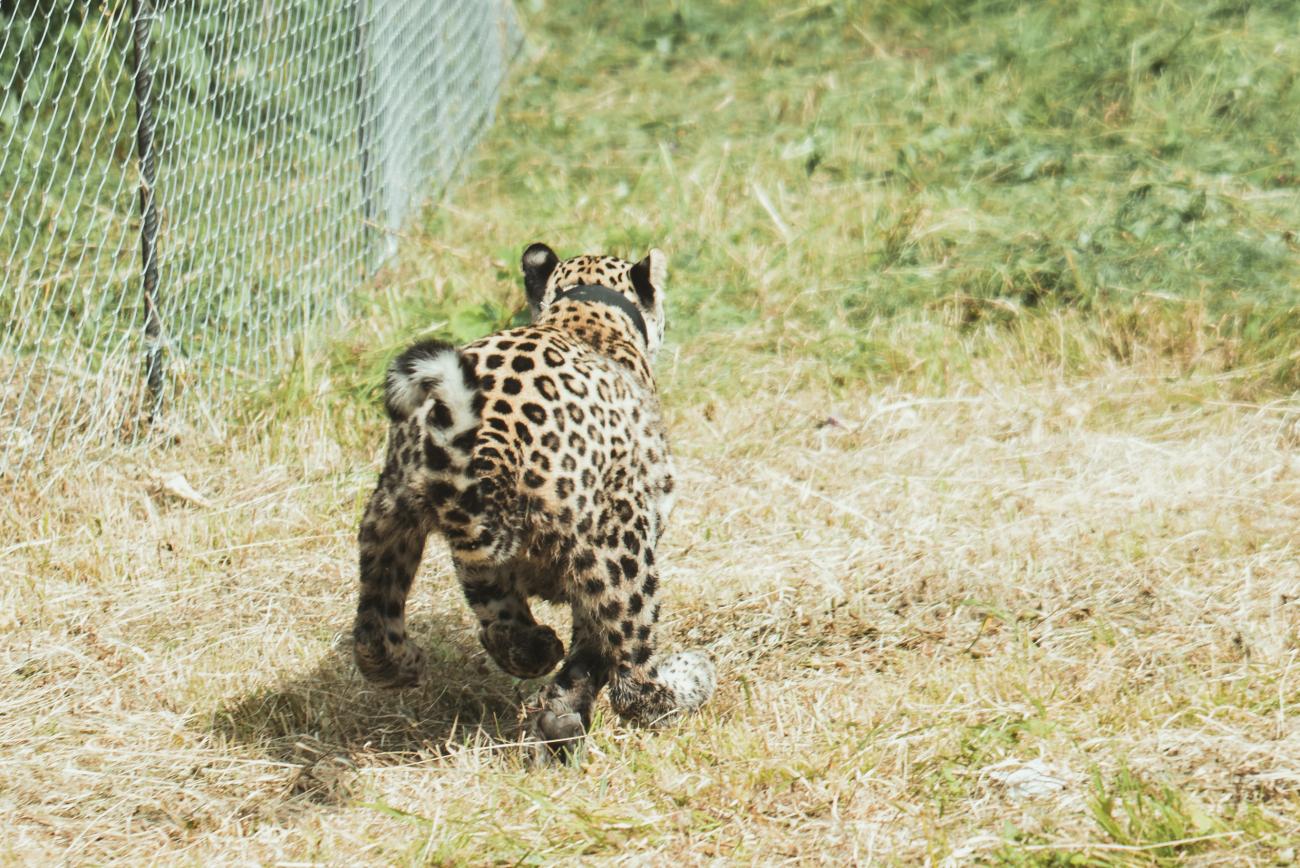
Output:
[{"xmin": 352, "ymin": 243, "xmax": 715, "ymax": 762}]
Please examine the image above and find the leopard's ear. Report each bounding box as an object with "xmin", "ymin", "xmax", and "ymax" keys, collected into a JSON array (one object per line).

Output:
[
  {"xmin": 629, "ymin": 248, "xmax": 667, "ymax": 307},
  {"xmin": 522, "ymin": 243, "xmax": 559, "ymax": 308}
]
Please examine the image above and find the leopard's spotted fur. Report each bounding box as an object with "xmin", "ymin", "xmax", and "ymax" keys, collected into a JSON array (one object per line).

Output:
[{"xmin": 352, "ymin": 243, "xmax": 715, "ymax": 762}]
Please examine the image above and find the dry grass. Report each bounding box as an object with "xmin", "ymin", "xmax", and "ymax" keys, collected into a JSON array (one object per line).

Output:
[{"xmin": 3, "ymin": 337, "xmax": 1297, "ymax": 863}]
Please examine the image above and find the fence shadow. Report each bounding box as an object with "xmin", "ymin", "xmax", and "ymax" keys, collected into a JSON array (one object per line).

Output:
[{"xmin": 208, "ymin": 616, "xmax": 533, "ymax": 772}]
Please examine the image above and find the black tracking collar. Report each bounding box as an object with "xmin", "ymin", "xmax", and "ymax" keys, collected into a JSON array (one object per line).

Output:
[{"xmin": 552, "ymin": 284, "xmax": 648, "ymax": 344}]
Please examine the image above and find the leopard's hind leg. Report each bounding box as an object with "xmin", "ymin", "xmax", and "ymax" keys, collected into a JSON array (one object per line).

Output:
[
  {"xmin": 456, "ymin": 560, "xmax": 565, "ymax": 679},
  {"xmin": 353, "ymin": 478, "xmax": 431, "ymax": 689}
]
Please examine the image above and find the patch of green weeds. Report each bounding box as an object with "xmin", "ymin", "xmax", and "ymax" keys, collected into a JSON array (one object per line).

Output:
[{"xmin": 1088, "ymin": 766, "xmax": 1228, "ymax": 860}]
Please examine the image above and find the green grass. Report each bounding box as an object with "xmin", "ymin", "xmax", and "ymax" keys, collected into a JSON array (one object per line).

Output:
[{"xmin": 339, "ymin": 0, "xmax": 1299, "ymax": 405}]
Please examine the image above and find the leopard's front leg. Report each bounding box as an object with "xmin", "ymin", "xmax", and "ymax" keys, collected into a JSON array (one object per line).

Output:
[
  {"xmin": 526, "ymin": 527, "xmax": 715, "ymax": 766},
  {"xmin": 524, "ymin": 608, "xmax": 612, "ymax": 765}
]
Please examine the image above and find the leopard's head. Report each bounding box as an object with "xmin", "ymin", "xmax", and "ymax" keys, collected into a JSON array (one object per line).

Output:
[{"xmin": 521, "ymin": 243, "xmax": 668, "ymax": 361}]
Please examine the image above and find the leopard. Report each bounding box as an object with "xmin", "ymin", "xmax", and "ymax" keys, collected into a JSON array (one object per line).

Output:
[{"xmin": 351, "ymin": 242, "xmax": 716, "ymax": 763}]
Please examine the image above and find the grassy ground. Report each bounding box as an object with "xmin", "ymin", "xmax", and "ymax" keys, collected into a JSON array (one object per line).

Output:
[{"xmin": 4, "ymin": 0, "xmax": 1300, "ymax": 863}]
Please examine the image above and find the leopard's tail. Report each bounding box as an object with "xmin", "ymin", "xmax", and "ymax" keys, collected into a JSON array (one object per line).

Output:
[
  {"xmin": 383, "ymin": 339, "xmax": 480, "ymax": 432},
  {"xmin": 384, "ymin": 339, "xmax": 520, "ymax": 564}
]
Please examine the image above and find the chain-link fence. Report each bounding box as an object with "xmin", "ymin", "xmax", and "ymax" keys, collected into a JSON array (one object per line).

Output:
[{"xmin": 1, "ymin": 0, "xmax": 521, "ymax": 472}]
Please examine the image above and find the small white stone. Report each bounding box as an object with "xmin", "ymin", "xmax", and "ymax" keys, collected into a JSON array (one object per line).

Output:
[{"xmin": 986, "ymin": 758, "xmax": 1071, "ymax": 802}]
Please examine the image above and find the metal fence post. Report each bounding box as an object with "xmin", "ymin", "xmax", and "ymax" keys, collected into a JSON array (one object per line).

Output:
[
  {"xmin": 354, "ymin": 0, "xmax": 378, "ymax": 271},
  {"xmin": 131, "ymin": 0, "xmax": 164, "ymax": 422}
]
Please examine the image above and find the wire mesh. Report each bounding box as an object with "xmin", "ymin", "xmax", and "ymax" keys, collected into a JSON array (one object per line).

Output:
[{"xmin": 0, "ymin": 0, "xmax": 521, "ymax": 472}]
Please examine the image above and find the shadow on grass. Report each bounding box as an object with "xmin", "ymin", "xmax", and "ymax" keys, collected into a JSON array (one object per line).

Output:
[{"xmin": 208, "ymin": 616, "xmax": 533, "ymax": 767}]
